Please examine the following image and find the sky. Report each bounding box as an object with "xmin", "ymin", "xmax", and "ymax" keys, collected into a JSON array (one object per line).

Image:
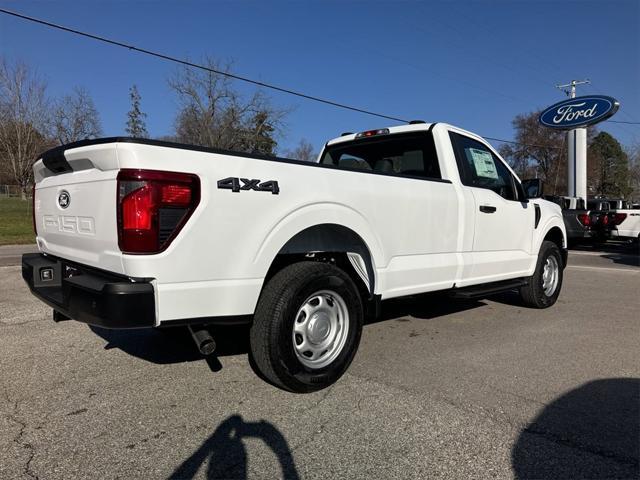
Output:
[{"xmin": 1, "ymin": 0, "xmax": 639, "ymax": 155}]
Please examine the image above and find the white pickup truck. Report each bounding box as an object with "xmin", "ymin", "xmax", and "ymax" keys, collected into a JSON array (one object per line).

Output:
[
  {"xmin": 23, "ymin": 122, "xmax": 567, "ymax": 392},
  {"xmin": 609, "ymin": 201, "xmax": 640, "ymax": 241}
]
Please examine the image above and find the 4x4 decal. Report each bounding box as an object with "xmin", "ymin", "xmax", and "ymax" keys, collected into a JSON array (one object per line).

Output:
[{"xmin": 217, "ymin": 177, "xmax": 280, "ymax": 195}]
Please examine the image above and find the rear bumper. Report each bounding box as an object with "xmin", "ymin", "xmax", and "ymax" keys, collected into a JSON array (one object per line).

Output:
[
  {"xmin": 21, "ymin": 253, "xmax": 156, "ymax": 329},
  {"xmin": 612, "ymin": 230, "xmax": 640, "ymax": 239}
]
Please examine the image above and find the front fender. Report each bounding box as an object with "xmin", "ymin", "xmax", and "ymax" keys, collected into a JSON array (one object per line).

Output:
[{"xmin": 536, "ymin": 215, "xmax": 567, "ymax": 251}]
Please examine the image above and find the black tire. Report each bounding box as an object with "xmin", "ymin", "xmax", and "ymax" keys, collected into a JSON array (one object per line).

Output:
[
  {"xmin": 249, "ymin": 261, "xmax": 363, "ymax": 393},
  {"xmin": 519, "ymin": 240, "xmax": 564, "ymax": 308}
]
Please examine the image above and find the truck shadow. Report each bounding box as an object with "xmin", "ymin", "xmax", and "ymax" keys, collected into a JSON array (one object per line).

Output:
[
  {"xmin": 371, "ymin": 292, "xmax": 486, "ymax": 324},
  {"xmin": 512, "ymin": 378, "xmax": 639, "ymax": 479},
  {"xmin": 168, "ymin": 414, "xmax": 299, "ymax": 480},
  {"xmin": 89, "ymin": 294, "xmax": 486, "ymax": 368},
  {"xmin": 569, "ymin": 241, "xmax": 638, "ymax": 256},
  {"xmin": 89, "ymin": 324, "xmax": 250, "ymax": 365},
  {"xmin": 601, "ymin": 253, "xmax": 640, "ymax": 268}
]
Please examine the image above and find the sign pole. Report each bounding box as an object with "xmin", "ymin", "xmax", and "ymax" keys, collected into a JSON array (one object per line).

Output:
[
  {"xmin": 567, "ymin": 129, "xmax": 576, "ymax": 197},
  {"xmin": 556, "ymin": 80, "xmax": 590, "ymax": 200},
  {"xmin": 574, "ymin": 127, "xmax": 587, "ymax": 201}
]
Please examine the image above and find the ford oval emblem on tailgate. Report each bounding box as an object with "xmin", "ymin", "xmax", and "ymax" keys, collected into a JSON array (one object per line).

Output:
[{"xmin": 58, "ymin": 190, "xmax": 71, "ymax": 209}]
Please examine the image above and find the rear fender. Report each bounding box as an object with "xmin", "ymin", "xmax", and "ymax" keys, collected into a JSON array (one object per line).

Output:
[{"xmin": 253, "ymin": 203, "xmax": 385, "ymax": 293}]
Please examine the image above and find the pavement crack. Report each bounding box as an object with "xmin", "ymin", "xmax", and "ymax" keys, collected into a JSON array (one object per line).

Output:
[
  {"xmin": 5, "ymin": 396, "xmax": 40, "ymax": 480},
  {"xmin": 302, "ymin": 385, "xmax": 334, "ymax": 415},
  {"xmin": 0, "ymin": 318, "xmax": 43, "ymax": 328},
  {"xmin": 280, "ymin": 386, "xmax": 335, "ymax": 457}
]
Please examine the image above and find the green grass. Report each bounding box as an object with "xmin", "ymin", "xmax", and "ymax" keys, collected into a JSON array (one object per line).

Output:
[{"xmin": 0, "ymin": 197, "xmax": 36, "ymax": 245}]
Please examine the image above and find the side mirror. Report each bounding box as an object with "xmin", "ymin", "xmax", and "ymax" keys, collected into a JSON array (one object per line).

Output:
[{"xmin": 522, "ymin": 178, "xmax": 544, "ymax": 199}]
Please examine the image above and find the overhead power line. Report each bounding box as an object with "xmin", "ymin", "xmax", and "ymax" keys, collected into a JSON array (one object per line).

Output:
[
  {"xmin": 483, "ymin": 137, "xmax": 562, "ymax": 150},
  {"xmin": 608, "ymin": 120, "xmax": 640, "ymax": 125},
  {"xmin": 0, "ymin": 8, "xmax": 407, "ymax": 123},
  {"xmin": 1, "ymin": 8, "xmax": 632, "ymax": 153}
]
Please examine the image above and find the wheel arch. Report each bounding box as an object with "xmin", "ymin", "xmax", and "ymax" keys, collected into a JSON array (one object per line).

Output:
[
  {"xmin": 253, "ymin": 203, "xmax": 385, "ymax": 294},
  {"xmin": 265, "ymin": 223, "xmax": 378, "ymax": 297},
  {"xmin": 542, "ymin": 225, "xmax": 568, "ymax": 267}
]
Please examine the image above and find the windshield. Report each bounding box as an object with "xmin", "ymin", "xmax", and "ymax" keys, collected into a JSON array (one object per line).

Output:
[{"xmin": 320, "ymin": 132, "xmax": 441, "ymax": 180}]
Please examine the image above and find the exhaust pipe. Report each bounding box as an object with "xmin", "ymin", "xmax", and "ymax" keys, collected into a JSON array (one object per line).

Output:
[{"xmin": 188, "ymin": 325, "xmax": 216, "ymax": 356}]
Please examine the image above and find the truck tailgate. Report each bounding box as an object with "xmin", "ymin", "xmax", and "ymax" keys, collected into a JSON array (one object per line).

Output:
[{"xmin": 34, "ymin": 143, "xmax": 124, "ymax": 274}]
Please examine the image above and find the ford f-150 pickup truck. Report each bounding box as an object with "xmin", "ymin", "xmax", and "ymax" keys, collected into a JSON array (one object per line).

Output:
[
  {"xmin": 545, "ymin": 196, "xmax": 612, "ymax": 245},
  {"xmin": 607, "ymin": 200, "xmax": 640, "ymax": 241},
  {"xmin": 22, "ymin": 122, "xmax": 567, "ymax": 392}
]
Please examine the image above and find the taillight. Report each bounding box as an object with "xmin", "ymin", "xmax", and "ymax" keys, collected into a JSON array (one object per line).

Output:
[
  {"xmin": 614, "ymin": 213, "xmax": 627, "ymax": 225},
  {"xmin": 117, "ymin": 169, "xmax": 200, "ymax": 254},
  {"xmin": 602, "ymin": 214, "xmax": 609, "ymax": 225},
  {"xmin": 32, "ymin": 184, "xmax": 37, "ymax": 235},
  {"xmin": 577, "ymin": 213, "xmax": 590, "ymax": 227}
]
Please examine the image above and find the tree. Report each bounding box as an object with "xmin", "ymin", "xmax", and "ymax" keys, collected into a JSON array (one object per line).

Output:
[
  {"xmin": 245, "ymin": 110, "xmax": 277, "ymax": 156},
  {"xmin": 0, "ymin": 59, "xmax": 52, "ymax": 199},
  {"xmin": 286, "ymin": 139, "xmax": 316, "ymax": 162},
  {"xmin": 499, "ymin": 110, "xmax": 597, "ymax": 196},
  {"xmin": 626, "ymin": 143, "xmax": 640, "ymax": 200},
  {"xmin": 588, "ymin": 132, "xmax": 631, "ymax": 198},
  {"xmin": 52, "ymin": 86, "xmax": 102, "ymax": 144},
  {"xmin": 125, "ymin": 85, "xmax": 148, "ymax": 138},
  {"xmin": 169, "ymin": 58, "xmax": 287, "ymax": 153}
]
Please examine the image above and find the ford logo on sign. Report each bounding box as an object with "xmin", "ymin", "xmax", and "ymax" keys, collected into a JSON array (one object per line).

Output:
[{"xmin": 539, "ymin": 95, "xmax": 619, "ymax": 129}]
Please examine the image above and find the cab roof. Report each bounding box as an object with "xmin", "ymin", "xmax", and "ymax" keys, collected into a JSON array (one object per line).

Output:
[{"xmin": 326, "ymin": 123, "xmax": 435, "ymax": 147}]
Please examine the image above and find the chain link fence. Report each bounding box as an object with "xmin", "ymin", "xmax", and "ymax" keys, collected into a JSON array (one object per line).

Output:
[{"xmin": 0, "ymin": 185, "xmax": 27, "ymax": 198}]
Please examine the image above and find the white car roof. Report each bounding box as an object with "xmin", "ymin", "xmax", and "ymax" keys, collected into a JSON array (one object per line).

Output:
[
  {"xmin": 326, "ymin": 123, "xmax": 435, "ymax": 146},
  {"xmin": 325, "ymin": 122, "xmax": 490, "ymax": 148}
]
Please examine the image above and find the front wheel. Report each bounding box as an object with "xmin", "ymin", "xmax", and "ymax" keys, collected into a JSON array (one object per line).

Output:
[
  {"xmin": 519, "ymin": 240, "xmax": 564, "ymax": 308},
  {"xmin": 250, "ymin": 262, "xmax": 363, "ymax": 393}
]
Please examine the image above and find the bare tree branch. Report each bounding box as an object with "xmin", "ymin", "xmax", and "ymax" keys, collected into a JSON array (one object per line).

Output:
[
  {"xmin": 52, "ymin": 86, "xmax": 102, "ymax": 144},
  {"xmin": 285, "ymin": 139, "xmax": 316, "ymax": 162},
  {"xmin": 0, "ymin": 59, "xmax": 52, "ymax": 198},
  {"xmin": 169, "ymin": 57, "xmax": 289, "ymax": 155}
]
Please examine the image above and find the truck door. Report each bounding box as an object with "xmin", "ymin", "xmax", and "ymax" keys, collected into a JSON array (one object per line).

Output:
[{"xmin": 449, "ymin": 132, "xmax": 534, "ymax": 283}]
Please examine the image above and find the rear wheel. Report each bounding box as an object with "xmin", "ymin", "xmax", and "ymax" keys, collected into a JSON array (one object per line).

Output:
[
  {"xmin": 250, "ymin": 262, "xmax": 363, "ymax": 393},
  {"xmin": 519, "ymin": 240, "xmax": 564, "ymax": 308}
]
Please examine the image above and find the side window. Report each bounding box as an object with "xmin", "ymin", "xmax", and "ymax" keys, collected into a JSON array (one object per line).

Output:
[
  {"xmin": 320, "ymin": 133, "xmax": 441, "ymax": 180},
  {"xmin": 449, "ymin": 132, "xmax": 517, "ymax": 201}
]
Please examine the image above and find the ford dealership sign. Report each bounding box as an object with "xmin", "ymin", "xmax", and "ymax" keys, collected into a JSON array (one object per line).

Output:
[{"xmin": 539, "ymin": 95, "xmax": 619, "ymax": 129}]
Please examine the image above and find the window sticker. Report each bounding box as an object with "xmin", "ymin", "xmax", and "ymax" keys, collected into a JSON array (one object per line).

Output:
[{"xmin": 468, "ymin": 148, "xmax": 498, "ymax": 179}]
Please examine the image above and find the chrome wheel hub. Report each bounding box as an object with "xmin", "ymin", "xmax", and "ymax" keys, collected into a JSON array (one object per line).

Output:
[
  {"xmin": 292, "ymin": 290, "xmax": 349, "ymax": 370},
  {"xmin": 541, "ymin": 256, "xmax": 559, "ymax": 297}
]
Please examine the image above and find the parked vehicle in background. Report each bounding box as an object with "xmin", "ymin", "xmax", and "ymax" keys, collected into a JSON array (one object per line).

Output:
[
  {"xmin": 606, "ymin": 199, "xmax": 630, "ymax": 210},
  {"xmin": 546, "ymin": 196, "xmax": 596, "ymax": 246},
  {"xmin": 586, "ymin": 199, "xmax": 614, "ymax": 242},
  {"xmin": 22, "ymin": 122, "xmax": 567, "ymax": 392},
  {"xmin": 544, "ymin": 196, "xmax": 616, "ymax": 246},
  {"xmin": 606, "ymin": 199, "xmax": 640, "ymax": 241}
]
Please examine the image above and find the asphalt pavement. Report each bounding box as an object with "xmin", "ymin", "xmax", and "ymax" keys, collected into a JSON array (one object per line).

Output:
[
  {"xmin": 0, "ymin": 244, "xmax": 38, "ymax": 267},
  {"xmin": 1, "ymin": 244, "xmax": 638, "ymax": 479}
]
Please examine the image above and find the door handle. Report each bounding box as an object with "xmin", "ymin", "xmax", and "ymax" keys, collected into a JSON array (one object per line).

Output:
[{"xmin": 479, "ymin": 205, "xmax": 497, "ymax": 213}]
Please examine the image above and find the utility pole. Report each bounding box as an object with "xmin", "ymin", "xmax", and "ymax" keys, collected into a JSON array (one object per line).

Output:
[
  {"xmin": 556, "ymin": 79, "xmax": 590, "ymax": 99},
  {"xmin": 556, "ymin": 79, "xmax": 590, "ymax": 200}
]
